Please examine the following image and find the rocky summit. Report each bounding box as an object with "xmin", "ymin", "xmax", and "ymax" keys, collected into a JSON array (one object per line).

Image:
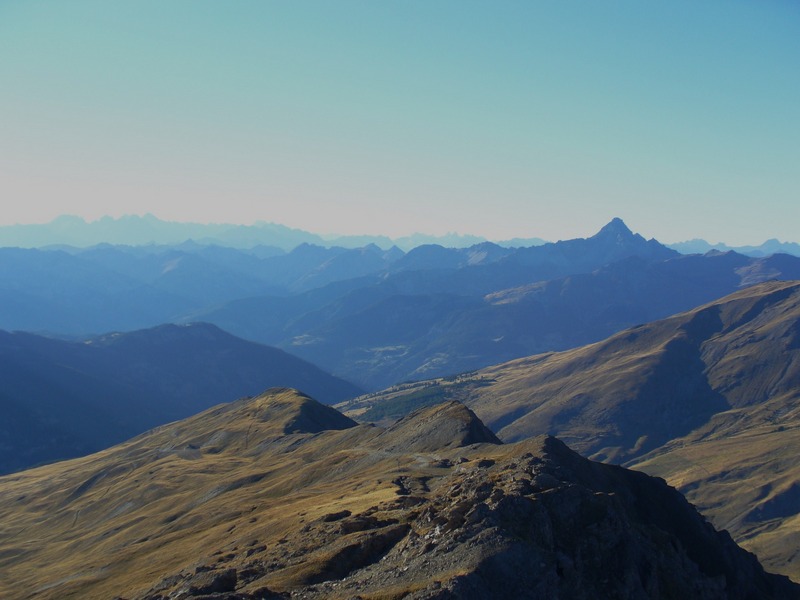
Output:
[{"xmin": 0, "ymin": 389, "xmax": 796, "ymax": 599}]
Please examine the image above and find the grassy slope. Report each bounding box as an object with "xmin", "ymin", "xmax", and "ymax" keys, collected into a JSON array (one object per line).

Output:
[
  {"xmin": 338, "ymin": 280, "xmax": 800, "ymax": 580},
  {"xmin": 0, "ymin": 390, "xmax": 491, "ymax": 599},
  {"xmin": 2, "ymin": 388, "xmax": 794, "ymax": 599},
  {"xmin": 631, "ymin": 419, "xmax": 800, "ymax": 580}
]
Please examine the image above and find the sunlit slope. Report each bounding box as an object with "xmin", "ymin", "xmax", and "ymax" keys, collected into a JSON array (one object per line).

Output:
[
  {"xmin": 0, "ymin": 389, "xmax": 489, "ymax": 599},
  {"xmin": 340, "ymin": 280, "xmax": 800, "ymax": 579},
  {"xmin": 1, "ymin": 389, "xmax": 795, "ymax": 599},
  {"xmin": 631, "ymin": 422, "xmax": 800, "ymax": 583},
  {"xmin": 0, "ymin": 389, "xmax": 361, "ymax": 598}
]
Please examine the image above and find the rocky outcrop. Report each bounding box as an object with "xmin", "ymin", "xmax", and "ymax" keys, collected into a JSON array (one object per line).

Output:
[
  {"xmin": 135, "ymin": 434, "xmax": 797, "ymax": 600},
  {"xmin": 2, "ymin": 392, "xmax": 795, "ymax": 599}
]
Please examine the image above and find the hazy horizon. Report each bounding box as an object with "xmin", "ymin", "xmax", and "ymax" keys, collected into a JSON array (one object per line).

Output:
[
  {"xmin": 2, "ymin": 2, "xmax": 798, "ymax": 246},
  {"xmin": 3, "ymin": 212, "xmax": 799, "ymax": 248}
]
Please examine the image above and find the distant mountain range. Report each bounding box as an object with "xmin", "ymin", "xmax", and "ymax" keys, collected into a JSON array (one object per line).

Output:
[
  {"xmin": 3, "ymin": 218, "xmax": 800, "ymax": 390},
  {"xmin": 668, "ymin": 237, "xmax": 800, "ymax": 257},
  {"xmin": 338, "ymin": 280, "xmax": 800, "ymax": 580},
  {"xmin": 0, "ymin": 214, "xmax": 546, "ymax": 251},
  {"xmin": 2, "ymin": 214, "xmax": 798, "ymax": 258},
  {"xmin": 0, "ymin": 323, "xmax": 361, "ymax": 475},
  {"xmin": 0, "ymin": 389, "xmax": 795, "ymax": 599},
  {"xmin": 196, "ymin": 220, "xmax": 800, "ymax": 389}
]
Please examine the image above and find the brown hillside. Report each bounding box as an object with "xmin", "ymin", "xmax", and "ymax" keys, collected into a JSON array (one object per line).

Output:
[
  {"xmin": 1, "ymin": 388, "xmax": 795, "ymax": 599},
  {"xmin": 339, "ymin": 280, "xmax": 800, "ymax": 579}
]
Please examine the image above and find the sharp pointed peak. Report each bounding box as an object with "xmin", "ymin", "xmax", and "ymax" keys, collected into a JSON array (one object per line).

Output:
[{"xmin": 595, "ymin": 217, "xmax": 633, "ymax": 237}]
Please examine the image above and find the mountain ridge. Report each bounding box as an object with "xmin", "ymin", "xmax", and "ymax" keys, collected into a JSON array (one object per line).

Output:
[
  {"xmin": 669, "ymin": 237, "xmax": 800, "ymax": 257},
  {"xmin": 7, "ymin": 214, "xmax": 799, "ymax": 256},
  {"xmin": 338, "ymin": 279, "xmax": 800, "ymax": 579},
  {"xmin": 268, "ymin": 250, "xmax": 800, "ymax": 389},
  {"xmin": 0, "ymin": 214, "xmax": 547, "ymax": 251},
  {"xmin": 0, "ymin": 388, "xmax": 795, "ymax": 599},
  {"xmin": 0, "ymin": 323, "xmax": 362, "ymax": 475}
]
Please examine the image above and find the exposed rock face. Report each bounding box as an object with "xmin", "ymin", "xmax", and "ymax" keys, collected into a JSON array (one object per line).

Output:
[{"xmin": 131, "ymin": 410, "xmax": 794, "ymax": 600}]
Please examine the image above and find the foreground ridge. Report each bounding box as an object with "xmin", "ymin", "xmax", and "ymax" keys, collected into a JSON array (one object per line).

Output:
[{"xmin": 0, "ymin": 390, "xmax": 795, "ymax": 599}]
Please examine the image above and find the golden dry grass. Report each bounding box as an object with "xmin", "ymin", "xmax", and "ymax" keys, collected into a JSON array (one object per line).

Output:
[
  {"xmin": 631, "ymin": 414, "xmax": 800, "ymax": 580},
  {"xmin": 339, "ymin": 281, "xmax": 800, "ymax": 580},
  {"xmin": 0, "ymin": 389, "xmax": 495, "ymax": 599}
]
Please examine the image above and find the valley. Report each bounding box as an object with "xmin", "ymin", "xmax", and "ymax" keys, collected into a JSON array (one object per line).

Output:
[{"xmin": 2, "ymin": 219, "xmax": 799, "ymax": 391}]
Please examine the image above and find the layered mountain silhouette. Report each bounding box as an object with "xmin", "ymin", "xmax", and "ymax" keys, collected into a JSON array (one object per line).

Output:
[
  {"xmin": 0, "ymin": 243, "xmax": 400, "ymax": 333},
  {"xmin": 669, "ymin": 237, "xmax": 800, "ymax": 257},
  {"xmin": 0, "ymin": 323, "xmax": 361, "ymax": 475},
  {"xmin": 341, "ymin": 280, "xmax": 800, "ymax": 580},
  {"xmin": 0, "ymin": 389, "xmax": 795, "ymax": 599},
  {"xmin": 0, "ymin": 219, "xmax": 646, "ymax": 333},
  {"xmin": 247, "ymin": 251, "xmax": 800, "ymax": 389},
  {"xmin": 0, "ymin": 214, "xmax": 540, "ymax": 251},
  {"xmin": 3, "ymin": 219, "xmax": 799, "ymax": 391},
  {"xmin": 0, "ymin": 214, "xmax": 340, "ymax": 250},
  {"xmin": 192, "ymin": 220, "xmax": 800, "ymax": 388}
]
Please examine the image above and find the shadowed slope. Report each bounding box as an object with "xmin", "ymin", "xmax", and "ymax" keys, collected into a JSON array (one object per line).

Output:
[
  {"xmin": 264, "ymin": 246, "xmax": 800, "ymax": 390},
  {"xmin": 0, "ymin": 323, "xmax": 363, "ymax": 474}
]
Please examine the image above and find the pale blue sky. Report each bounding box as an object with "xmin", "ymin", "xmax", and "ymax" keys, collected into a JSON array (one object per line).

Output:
[{"xmin": 1, "ymin": 1, "xmax": 798, "ymax": 244}]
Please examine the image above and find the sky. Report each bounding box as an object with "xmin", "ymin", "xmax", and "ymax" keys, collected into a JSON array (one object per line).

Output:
[{"xmin": 1, "ymin": 1, "xmax": 798, "ymax": 245}]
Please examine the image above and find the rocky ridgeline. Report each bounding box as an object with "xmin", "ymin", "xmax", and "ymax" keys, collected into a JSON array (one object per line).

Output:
[{"xmin": 132, "ymin": 421, "xmax": 797, "ymax": 599}]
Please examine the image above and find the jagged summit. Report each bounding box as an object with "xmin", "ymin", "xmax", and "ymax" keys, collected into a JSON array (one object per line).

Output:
[
  {"xmin": 589, "ymin": 217, "xmax": 656, "ymax": 249},
  {"xmin": 593, "ymin": 216, "xmax": 634, "ymax": 238},
  {"xmin": 506, "ymin": 216, "xmax": 677, "ymax": 273}
]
